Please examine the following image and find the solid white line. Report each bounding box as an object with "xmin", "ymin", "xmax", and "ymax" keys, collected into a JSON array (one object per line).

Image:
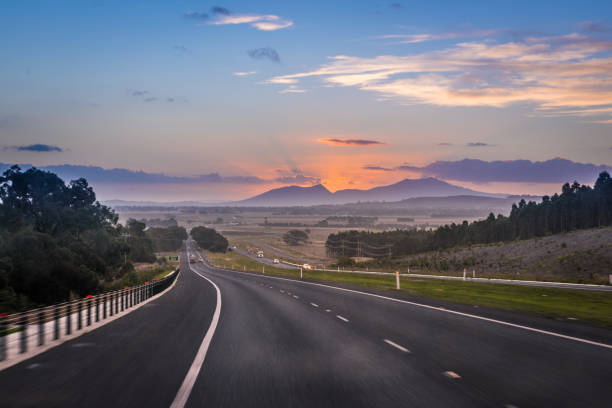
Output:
[
  {"xmin": 384, "ymin": 339, "xmax": 410, "ymax": 353},
  {"xmin": 311, "ymin": 303, "xmax": 319, "ymax": 307},
  {"xmin": 293, "ymin": 295, "xmax": 299, "ymax": 299},
  {"xmin": 207, "ymin": 266, "xmax": 612, "ymax": 350},
  {"xmin": 170, "ymin": 264, "xmax": 222, "ymax": 408},
  {"xmin": 336, "ymin": 315, "xmax": 349, "ymax": 322}
]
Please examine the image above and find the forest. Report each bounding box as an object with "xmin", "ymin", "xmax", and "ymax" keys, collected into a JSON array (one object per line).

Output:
[
  {"xmin": 326, "ymin": 172, "xmax": 612, "ymax": 258},
  {"xmin": 0, "ymin": 166, "xmax": 185, "ymax": 312}
]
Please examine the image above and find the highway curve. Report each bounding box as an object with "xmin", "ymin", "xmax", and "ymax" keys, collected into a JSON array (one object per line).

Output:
[{"xmin": 1, "ymin": 239, "xmax": 612, "ymax": 407}]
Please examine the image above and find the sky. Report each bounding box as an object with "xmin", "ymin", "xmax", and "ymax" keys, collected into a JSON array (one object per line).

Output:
[{"xmin": 1, "ymin": 0, "xmax": 611, "ymax": 201}]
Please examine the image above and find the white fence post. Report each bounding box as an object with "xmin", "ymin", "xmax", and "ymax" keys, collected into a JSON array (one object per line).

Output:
[
  {"xmin": 463, "ymin": 269, "xmax": 467, "ymax": 281},
  {"xmin": 300, "ymin": 267, "xmax": 303, "ymax": 279},
  {"xmin": 396, "ymin": 271, "xmax": 400, "ymax": 290}
]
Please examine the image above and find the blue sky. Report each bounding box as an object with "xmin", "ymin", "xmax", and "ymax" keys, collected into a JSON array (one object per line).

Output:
[{"xmin": 1, "ymin": 1, "xmax": 611, "ymax": 200}]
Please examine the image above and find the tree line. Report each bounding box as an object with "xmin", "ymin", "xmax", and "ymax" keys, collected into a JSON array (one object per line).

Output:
[
  {"xmin": 326, "ymin": 172, "xmax": 612, "ymax": 258},
  {"xmin": 0, "ymin": 166, "xmax": 186, "ymax": 312},
  {"xmin": 191, "ymin": 226, "xmax": 228, "ymax": 252}
]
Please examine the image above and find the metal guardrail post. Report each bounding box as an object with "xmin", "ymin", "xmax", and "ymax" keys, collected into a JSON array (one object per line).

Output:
[
  {"xmin": 19, "ymin": 315, "xmax": 27, "ymax": 354},
  {"xmin": 77, "ymin": 301, "xmax": 82, "ymax": 330},
  {"xmin": 115, "ymin": 291, "xmax": 119, "ymax": 314},
  {"xmin": 109, "ymin": 292, "xmax": 114, "ymax": 316},
  {"xmin": 66, "ymin": 303, "xmax": 72, "ymax": 335},
  {"xmin": 95, "ymin": 297, "xmax": 99, "ymax": 322},
  {"xmin": 103, "ymin": 295, "xmax": 107, "ymax": 319},
  {"xmin": 54, "ymin": 306, "xmax": 59, "ymax": 340},
  {"xmin": 38, "ymin": 310, "xmax": 45, "ymax": 346},
  {"xmin": 87, "ymin": 299, "xmax": 91, "ymax": 326},
  {"xmin": 121, "ymin": 290, "xmax": 125, "ymax": 312},
  {"xmin": 0, "ymin": 313, "xmax": 7, "ymax": 361}
]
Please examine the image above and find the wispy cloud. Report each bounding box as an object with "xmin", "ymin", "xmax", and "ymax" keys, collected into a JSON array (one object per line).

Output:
[
  {"xmin": 211, "ymin": 6, "xmax": 231, "ymax": 16},
  {"xmin": 266, "ymin": 32, "xmax": 612, "ymax": 123},
  {"xmin": 172, "ymin": 45, "xmax": 190, "ymax": 54},
  {"xmin": 130, "ymin": 89, "xmax": 148, "ymax": 97},
  {"xmin": 362, "ymin": 165, "xmax": 394, "ymax": 171},
  {"xmin": 248, "ymin": 47, "xmax": 280, "ymax": 63},
  {"xmin": 8, "ymin": 144, "xmax": 63, "ymax": 152},
  {"xmin": 579, "ymin": 20, "xmax": 610, "ymax": 33},
  {"xmin": 184, "ymin": 11, "xmax": 209, "ymax": 21},
  {"xmin": 364, "ymin": 158, "xmax": 611, "ymax": 183},
  {"xmin": 318, "ymin": 138, "xmax": 386, "ymax": 146},
  {"xmin": 466, "ymin": 142, "xmax": 491, "ymax": 147},
  {"xmin": 209, "ymin": 12, "xmax": 292, "ymax": 31},
  {"xmin": 437, "ymin": 142, "xmax": 453, "ymax": 146},
  {"xmin": 144, "ymin": 97, "xmax": 156, "ymax": 102},
  {"xmin": 278, "ymin": 85, "xmax": 305, "ymax": 94},
  {"xmin": 233, "ymin": 71, "xmax": 257, "ymax": 77}
]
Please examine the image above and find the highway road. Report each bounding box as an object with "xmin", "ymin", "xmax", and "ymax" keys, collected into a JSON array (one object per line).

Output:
[{"xmin": 1, "ymin": 239, "xmax": 611, "ymax": 407}]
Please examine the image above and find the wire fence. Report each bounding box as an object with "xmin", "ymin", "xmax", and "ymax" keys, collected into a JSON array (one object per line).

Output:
[{"xmin": 0, "ymin": 269, "xmax": 179, "ymax": 362}]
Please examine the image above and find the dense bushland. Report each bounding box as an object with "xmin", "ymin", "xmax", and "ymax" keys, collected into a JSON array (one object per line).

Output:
[
  {"xmin": 326, "ymin": 172, "xmax": 612, "ymax": 258},
  {"xmin": 0, "ymin": 166, "xmax": 180, "ymax": 312},
  {"xmin": 191, "ymin": 226, "xmax": 228, "ymax": 252}
]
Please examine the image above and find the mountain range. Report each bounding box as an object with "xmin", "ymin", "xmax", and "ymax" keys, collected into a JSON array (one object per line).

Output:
[{"xmin": 237, "ymin": 177, "xmax": 503, "ymax": 206}]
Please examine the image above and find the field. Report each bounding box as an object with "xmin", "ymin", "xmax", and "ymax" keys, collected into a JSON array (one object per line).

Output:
[
  {"xmin": 204, "ymin": 248, "xmax": 612, "ymax": 328},
  {"xmin": 115, "ymin": 207, "xmax": 612, "ymax": 284}
]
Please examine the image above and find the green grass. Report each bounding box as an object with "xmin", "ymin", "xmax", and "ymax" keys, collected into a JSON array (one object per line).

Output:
[{"xmin": 206, "ymin": 249, "xmax": 612, "ymax": 328}]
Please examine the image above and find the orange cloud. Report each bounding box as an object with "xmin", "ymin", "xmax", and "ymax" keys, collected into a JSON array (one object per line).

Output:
[
  {"xmin": 266, "ymin": 33, "xmax": 612, "ymax": 123},
  {"xmin": 317, "ymin": 138, "xmax": 386, "ymax": 146}
]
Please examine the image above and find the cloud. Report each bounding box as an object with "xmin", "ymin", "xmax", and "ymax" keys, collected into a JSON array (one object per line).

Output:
[
  {"xmin": 144, "ymin": 97, "xmax": 156, "ymax": 102},
  {"xmin": 172, "ymin": 45, "xmax": 190, "ymax": 54},
  {"xmin": 209, "ymin": 13, "xmax": 292, "ymax": 31},
  {"xmin": 466, "ymin": 142, "xmax": 491, "ymax": 147},
  {"xmin": 184, "ymin": 11, "xmax": 209, "ymax": 20},
  {"xmin": 397, "ymin": 158, "xmax": 611, "ymax": 183},
  {"xmin": 166, "ymin": 97, "xmax": 175, "ymax": 102},
  {"xmin": 390, "ymin": 3, "xmax": 402, "ymax": 9},
  {"xmin": 362, "ymin": 165, "xmax": 394, "ymax": 171},
  {"xmin": 10, "ymin": 144, "xmax": 63, "ymax": 153},
  {"xmin": 437, "ymin": 142, "xmax": 453, "ymax": 146},
  {"xmin": 248, "ymin": 47, "xmax": 280, "ymax": 63},
  {"xmin": 211, "ymin": 6, "xmax": 231, "ymax": 15},
  {"xmin": 233, "ymin": 71, "xmax": 257, "ymax": 77},
  {"xmin": 0, "ymin": 163, "xmax": 269, "ymax": 185},
  {"xmin": 266, "ymin": 32, "xmax": 612, "ymax": 123},
  {"xmin": 318, "ymin": 138, "xmax": 386, "ymax": 146},
  {"xmin": 130, "ymin": 89, "xmax": 148, "ymax": 97},
  {"xmin": 278, "ymin": 85, "xmax": 305, "ymax": 94},
  {"xmin": 274, "ymin": 174, "xmax": 321, "ymax": 185},
  {"xmin": 579, "ymin": 21, "xmax": 610, "ymax": 33}
]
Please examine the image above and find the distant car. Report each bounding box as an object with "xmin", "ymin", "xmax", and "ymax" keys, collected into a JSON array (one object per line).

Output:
[
  {"xmin": 257, "ymin": 251, "xmax": 264, "ymax": 258},
  {"xmin": 302, "ymin": 263, "xmax": 312, "ymax": 270},
  {"xmin": 189, "ymin": 256, "xmax": 197, "ymax": 264},
  {"xmin": 273, "ymin": 258, "xmax": 280, "ymax": 264}
]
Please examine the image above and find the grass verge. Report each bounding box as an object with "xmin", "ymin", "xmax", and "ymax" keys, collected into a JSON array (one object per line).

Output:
[{"xmin": 206, "ymin": 249, "xmax": 612, "ymax": 328}]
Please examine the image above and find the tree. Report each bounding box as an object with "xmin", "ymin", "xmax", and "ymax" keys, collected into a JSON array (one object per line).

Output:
[
  {"xmin": 191, "ymin": 226, "xmax": 228, "ymax": 252},
  {"xmin": 283, "ymin": 230, "xmax": 309, "ymax": 246}
]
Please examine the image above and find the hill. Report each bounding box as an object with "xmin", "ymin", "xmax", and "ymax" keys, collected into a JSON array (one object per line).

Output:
[{"xmin": 239, "ymin": 177, "xmax": 500, "ymax": 206}]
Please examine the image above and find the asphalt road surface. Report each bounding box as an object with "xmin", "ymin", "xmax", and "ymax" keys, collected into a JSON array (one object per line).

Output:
[{"xmin": 1, "ymin": 239, "xmax": 611, "ymax": 407}]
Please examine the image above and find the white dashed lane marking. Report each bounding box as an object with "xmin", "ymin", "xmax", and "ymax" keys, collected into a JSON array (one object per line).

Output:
[
  {"xmin": 310, "ymin": 303, "xmax": 319, "ymax": 307},
  {"xmin": 443, "ymin": 371, "xmax": 461, "ymax": 379},
  {"xmin": 336, "ymin": 315, "xmax": 349, "ymax": 322},
  {"xmin": 383, "ymin": 339, "xmax": 410, "ymax": 353}
]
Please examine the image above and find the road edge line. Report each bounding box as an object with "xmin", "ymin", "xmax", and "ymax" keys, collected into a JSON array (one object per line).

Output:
[{"xmin": 170, "ymin": 265, "xmax": 222, "ymax": 408}]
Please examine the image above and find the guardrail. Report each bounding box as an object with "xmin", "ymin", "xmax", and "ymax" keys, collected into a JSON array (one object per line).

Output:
[{"xmin": 0, "ymin": 269, "xmax": 179, "ymax": 362}]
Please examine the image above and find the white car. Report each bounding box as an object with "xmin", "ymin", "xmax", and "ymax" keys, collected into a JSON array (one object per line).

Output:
[
  {"xmin": 273, "ymin": 258, "xmax": 280, "ymax": 264},
  {"xmin": 302, "ymin": 263, "xmax": 312, "ymax": 270},
  {"xmin": 257, "ymin": 251, "xmax": 264, "ymax": 258}
]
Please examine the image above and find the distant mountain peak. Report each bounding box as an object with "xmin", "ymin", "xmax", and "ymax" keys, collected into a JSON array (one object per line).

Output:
[{"xmin": 239, "ymin": 177, "xmax": 500, "ymax": 206}]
